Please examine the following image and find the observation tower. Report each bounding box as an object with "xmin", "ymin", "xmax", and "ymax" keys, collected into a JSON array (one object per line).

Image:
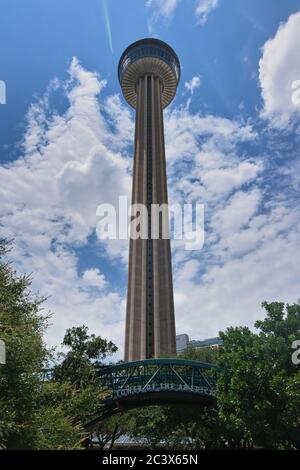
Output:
[{"xmin": 119, "ymin": 38, "xmax": 180, "ymax": 362}]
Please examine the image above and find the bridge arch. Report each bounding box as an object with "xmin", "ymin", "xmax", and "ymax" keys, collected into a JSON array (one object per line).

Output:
[{"xmin": 86, "ymin": 358, "xmax": 221, "ymax": 428}]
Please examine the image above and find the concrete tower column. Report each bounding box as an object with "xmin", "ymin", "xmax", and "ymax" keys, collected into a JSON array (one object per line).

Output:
[{"xmin": 119, "ymin": 39, "xmax": 180, "ymax": 362}]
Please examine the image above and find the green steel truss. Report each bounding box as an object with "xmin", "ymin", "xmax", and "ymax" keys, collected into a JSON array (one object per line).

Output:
[
  {"xmin": 86, "ymin": 359, "xmax": 221, "ymax": 428},
  {"xmin": 96, "ymin": 358, "xmax": 220, "ymax": 398},
  {"xmin": 42, "ymin": 359, "xmax": 222, "ymax": 428}
]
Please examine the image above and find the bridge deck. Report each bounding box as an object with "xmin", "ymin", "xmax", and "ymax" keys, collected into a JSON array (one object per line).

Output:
[{"xmin": 86, "ymin": 358, "xmax": 221, "ymax": 428}]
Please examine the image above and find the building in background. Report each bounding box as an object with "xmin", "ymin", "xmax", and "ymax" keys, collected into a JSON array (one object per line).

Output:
[
  {"xmin": 176, "ymin": 334, "xmax": 189, "ymax": 353},
  {"xmin": 176, "ymin": 334, "xmax": 222, "ymax": 353},
  {"xmin": 189, "ymin": 337, "xmax": 223, "ymax": 349},
  {"xmin": 119, "ymin": 39, "xmax": 180, "ymax": 362}
]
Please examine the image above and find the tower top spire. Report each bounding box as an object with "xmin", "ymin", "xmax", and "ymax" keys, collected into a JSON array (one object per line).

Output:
[{"xmin": 118, "ymin": 38, "xmax": 180, "ymax": 109}]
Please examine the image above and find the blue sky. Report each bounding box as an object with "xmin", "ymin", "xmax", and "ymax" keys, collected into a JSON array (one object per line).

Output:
[{"xmin": 1, "ymin": 0, "xmax": 300, "ymax": 357}]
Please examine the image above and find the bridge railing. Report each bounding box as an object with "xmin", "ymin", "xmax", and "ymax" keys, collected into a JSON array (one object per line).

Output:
[{"xmin": 95, "ymin": 358, "xmax": 221, "ymax": 399}]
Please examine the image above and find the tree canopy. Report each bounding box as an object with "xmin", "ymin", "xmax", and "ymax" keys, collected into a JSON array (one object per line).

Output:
[
  {"xmin": 218, "ymin": 302, "xmax": 300, "ymax": 449},
  {"xmin": 1, "ymin": 239, "xmax": 299, "ymax": 449},
  {"xmin": 0, "ymin": 239, "xmax": 49, "ymax": 449},
  {"xmin": 0, "ymin": 240, "xmax": 119, "ymax": 449}
]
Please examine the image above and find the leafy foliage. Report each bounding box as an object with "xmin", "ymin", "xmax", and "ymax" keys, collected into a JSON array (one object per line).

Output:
[
  {"xmin": 218, "ymin": 302, "xmax": 300, "ymax": 449},
  {"xmin": 178, "ymin": 345, "xmax": 219, "ymax": 363},
  {"xmin": 51, "ymin": 325, "xmax": 130, "ymax": 449},
  {"xmin": 53, "ymin": 325, "xmax": 117, "ymax": 387},
  {"xmin": 129, "ymin": 304, "xmax": 300, "ymax": 449},
  {"xmin": 1, "ymin": 239, "xmax": 299, "ymax": 449},
  {"xmin": 0, "ymin": 239, "xmax": 49, "ymax": 449}
]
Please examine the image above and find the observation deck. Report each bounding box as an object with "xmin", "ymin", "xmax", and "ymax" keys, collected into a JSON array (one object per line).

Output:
[{"xmin": 118, "ymin": 38, "xmax": 180, "ymax": 109}]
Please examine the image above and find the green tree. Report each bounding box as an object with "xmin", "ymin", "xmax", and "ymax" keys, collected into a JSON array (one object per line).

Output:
[
  {"xmin": 218, "ymin": 302, "xmax": 300, "ymax": 449},
  {"xmin": 128, "ymin": 402, "xmax": 239, "ymax": 450},
  {"xmin": 178, "ymin": 345, "xmax": 219, "ymax": 364},
  {"xmin": 0, "ymin": 239, "xmax": 49, "ymax": 449},
  {"xmin": 0, "ymin": 240, "xmax": 86, "ymax": 449},
  {"xmin": 128, "ymin": 406, "xmax": 168, "ymax": 449},
  {"xmin": 91, "ymin": 413, "xmax": 133, "ymax": 451},
  {"xmin": 33, "ymin": 405, "xmax": 83, "ymax": 450},
  {"xmin": 35, "ymin": 380, "xmax": 93, "ymax": 449},
  {"xmin": 53, "ymin": 325, "xmax": 117, "ymax": 387},
  {"xmin": 128, "ymin": 346, "xmax": 228, "ymax": 450},
  {"xmin": 52, "ymin": 326, "xmax": 131, "ymax": 449},
  {"xmin": 0, "ymin": 240, "xmax": 48, "ymax": 449}
]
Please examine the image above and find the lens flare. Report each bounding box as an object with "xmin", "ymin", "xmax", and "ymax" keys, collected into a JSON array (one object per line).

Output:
[{"xmin": 101, "ymin": 0, "xmax": 113, "ymax": 54}]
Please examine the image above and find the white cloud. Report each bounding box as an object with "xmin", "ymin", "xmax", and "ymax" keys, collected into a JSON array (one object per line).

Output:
[
  {"xmin": 146, "ymin": 0, "xmax": 179, "ymax": 18},
  {"xmin": 1, "ymin": 55, "xmax": 300, "ymax": 359},
  {"xmin": 146, "ymin": 0, "xmax": 219, "ymax": 32},
  {"xmin": 211, "ymin": 189, "xmax": 261, "ymax": 238},
  {"xmin": 164, "ymin": 107, "xmax": 256, "ymax": 164},
  {"xmin": 82, "ymin": 268, "xmax": 107, "ymax": 290},
  {"xmin": 195, "ymin": 0, "xmax": 219, "ymax": 25},
  {"xmin": 146, "ymin": 0, "xmax": 181, "ymax": 33},
  {"xmin": 0, "ymin": 57, "xmax": 132, "ymax": 356},
  {"xmin": 164, "ymin": 101, "xmax": 300, "ymax": 342},
  {"xmin": 201, "ymin": 161, "xmax": 261, "ymax": 195},
  {"xmin": 259, "ymin": 10, "xmax": 300, "ymax": 128},
  {"xmin": 185, "ymin": 76, "xmax": 202, "ymax": 95},
  {"xmin": 174, "ymin": 216, "xmax": 300, "ymax": 341}
]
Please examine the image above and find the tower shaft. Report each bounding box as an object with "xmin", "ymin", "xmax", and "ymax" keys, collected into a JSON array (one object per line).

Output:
[{"xmin": 124, "ymin": 74, "xmax": 176, "ymax": 361}]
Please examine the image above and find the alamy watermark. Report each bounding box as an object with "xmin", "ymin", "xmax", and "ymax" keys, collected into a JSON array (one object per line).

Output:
[
  {"xmin": 0, "ymin": 80, "xmax": 6, "ymax": 105},
  {"xmin": 292, "ymin": 339, "xmax": 300, "ymax": 366},
  {"xmin": 96, "ymin": 196, "xmax": 204, "ymax": 251},
  {"xmin": 0, "ymin": 339, "xmax": 5, "ymax": 365},
  {"xmin": 291, "ymin": 80, "xmax": 300, "ymax": 106}
]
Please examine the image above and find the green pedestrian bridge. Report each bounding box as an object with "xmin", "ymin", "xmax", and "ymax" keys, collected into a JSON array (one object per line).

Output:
[{"xmin": 86, "ymin": 358, "xmax": 221, "ymax": 428}]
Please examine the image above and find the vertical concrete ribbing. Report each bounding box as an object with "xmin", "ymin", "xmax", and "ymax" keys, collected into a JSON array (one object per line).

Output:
[
  {"xmin": 140, "ymin": 76, "xmax": 148, "ymax": 359},
  {"xmin": 124, "ymin": 73, "xmax": 176, "ymax": 362}
]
